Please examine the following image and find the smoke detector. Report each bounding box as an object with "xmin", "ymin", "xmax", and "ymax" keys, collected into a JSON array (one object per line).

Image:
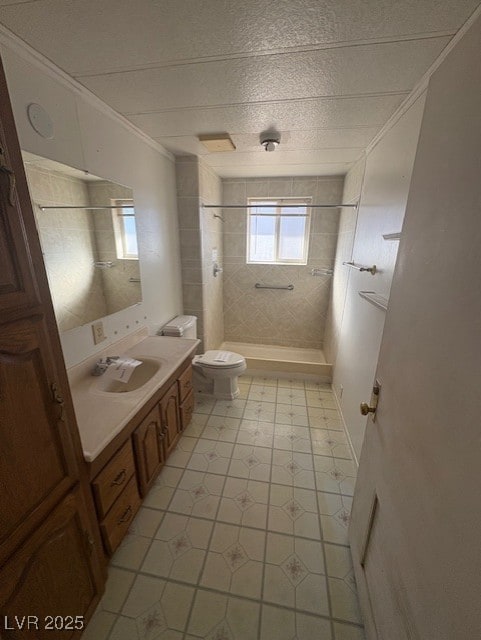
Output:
[{"xmin": 261, "ymin": 137, "xmax": 280, "ymax": 152}]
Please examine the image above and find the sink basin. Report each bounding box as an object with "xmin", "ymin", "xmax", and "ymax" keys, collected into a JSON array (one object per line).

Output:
[{"xmin": 93, "ymin": 357, "xmax": 161, "ymax": 393}]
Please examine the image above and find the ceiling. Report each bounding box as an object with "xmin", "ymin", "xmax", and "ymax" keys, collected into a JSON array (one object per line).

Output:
[{"xmin": 0, "ymin": 0, "xmax": 479, "ymax": 178}]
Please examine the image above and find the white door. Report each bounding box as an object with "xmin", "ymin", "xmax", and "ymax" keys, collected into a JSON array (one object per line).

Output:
[{"xmin": 349, "ymin": 16, "xmax": 481, "ymax": 640}]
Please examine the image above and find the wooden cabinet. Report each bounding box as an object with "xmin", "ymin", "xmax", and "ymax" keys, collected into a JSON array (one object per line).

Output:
[
  {"xmin": 0, "ymin": 55, "xmax": 104, "ymax": 633},
  {"xmin": 91, "ymin": 440, "xmax": 136, "ymax": 519},
  {"xmin": 160, "ymin": 381, "xmax": 181, "ymax": 456},
  {"xmin": 180, "ymin": 389, "xmax": 195, "ymax": 431},
  {"xmin": 99, "ymin": 477, "xmax": 141, "ymax": 556},
  {"xmin": 0, "ymin": 488, "xmax": 103, "ymax": 639},
  {"xmin": 132, "ymin": 405, "xmax": 165, "ymax": 497},
  {"xmin": 89, "ymin": 364, "xmax": 194, "ymax": 555}
]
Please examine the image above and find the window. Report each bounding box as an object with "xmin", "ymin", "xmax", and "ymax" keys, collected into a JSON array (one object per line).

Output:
[
  {"xmin": 247, "ymin": 198, "xmax": 311, "ymax": 264},
  {"xmin": 112, "ymin": 199, "xmax": 138, "ymax": 260}
]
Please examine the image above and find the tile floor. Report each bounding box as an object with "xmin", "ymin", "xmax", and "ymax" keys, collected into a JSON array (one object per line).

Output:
[{"xmin": 84, "ymin": 376, "xmax": 365, "ymax": 640}]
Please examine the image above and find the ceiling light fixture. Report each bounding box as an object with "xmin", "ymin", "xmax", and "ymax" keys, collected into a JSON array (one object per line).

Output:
[{"xmin": 261, "ymin": 136, "xmax": 280, "ymax": 152}]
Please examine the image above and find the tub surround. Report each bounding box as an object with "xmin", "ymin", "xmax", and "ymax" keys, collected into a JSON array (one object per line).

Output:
[
  {"xmin": 222, "ymin": 176, "xmax": 344, "ymax": 351},
  {"xmin": 68, "ymin": 328, "xmax": 199, "ymax": 462}
]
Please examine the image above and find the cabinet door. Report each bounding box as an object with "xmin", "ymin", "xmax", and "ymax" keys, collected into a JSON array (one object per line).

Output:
[
  {"xmin": 0, "ymin": 80, "xmax": 41, "ymax": 317},
  {"xmin": 0, "ymin": 487, "xmax": 103, "ymax": 640},
  {"xmin": 132, "ymin": 405, "xmax": 165, "ymax": 496},
  {"xmin": 0, "ymin": 315, "xmax": 79, "ymax": 564},
  {"xmin": 160, "ymin": 381, "xmax": 181, "ymax": 456}
]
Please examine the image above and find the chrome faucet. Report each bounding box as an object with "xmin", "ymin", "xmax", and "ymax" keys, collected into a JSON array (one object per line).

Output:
[{"xmin": 91, "ymin": 356, "xmax": 119, "ymax": 376}]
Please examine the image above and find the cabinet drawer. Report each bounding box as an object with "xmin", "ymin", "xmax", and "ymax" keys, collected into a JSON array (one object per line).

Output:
[
  {"xmin": 180, "ymin": 389, "xmax": 195, "ymax": 430},
  {"xmin": 100, "ymin": 476, "xmax": 141, "ymax": 555},
  {"xmin": 177, "ymin": 365, "xmax": 193, "ymax": 401},
  {"xmin": 91, "ymin": 440, "xmax": 135, "ymax": 519}
]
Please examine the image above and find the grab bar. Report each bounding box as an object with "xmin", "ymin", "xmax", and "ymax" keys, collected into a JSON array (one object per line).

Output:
[
  {"xmin": 255, "ymin": 283, "xmax": 294, "ymax": 290},
  {"xmin": 342, "ymin": 261, "xmax": 377, "ymax": 276}
]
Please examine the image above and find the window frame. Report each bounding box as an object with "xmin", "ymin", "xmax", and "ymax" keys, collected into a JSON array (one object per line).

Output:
[
  {"xmin": 246, "ymin": 197, "xmax": 312, "ymax": 265},
  {"xmin": 111, "ymin": 198, "xmax": 138, "ymax": 260}
]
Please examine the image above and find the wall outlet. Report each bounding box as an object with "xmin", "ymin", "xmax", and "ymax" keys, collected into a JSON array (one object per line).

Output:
[{"xmin": 92, "ymin": 321, "xmax": 106, "ymax": 345}]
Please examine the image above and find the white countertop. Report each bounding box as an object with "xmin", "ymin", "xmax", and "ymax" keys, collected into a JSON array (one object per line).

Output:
[{"xmin": 68, "ymin": 331, "xmax": 199, "ymax": 462}]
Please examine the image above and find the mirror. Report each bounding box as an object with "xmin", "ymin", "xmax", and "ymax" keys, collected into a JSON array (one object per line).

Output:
[{"xmin": 22, "ymin": 152, "xmax": 142, "ymax": 332}]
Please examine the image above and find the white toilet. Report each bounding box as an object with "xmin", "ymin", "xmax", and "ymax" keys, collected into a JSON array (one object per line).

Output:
[{"xmin": 161, "ymin": 316, "xmax": 246, "ymax": 400}]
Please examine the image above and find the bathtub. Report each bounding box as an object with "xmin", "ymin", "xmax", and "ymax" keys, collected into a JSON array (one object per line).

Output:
[{"xmin": 220, "ymin": 341, "xmax": 332, "ymax": 381}]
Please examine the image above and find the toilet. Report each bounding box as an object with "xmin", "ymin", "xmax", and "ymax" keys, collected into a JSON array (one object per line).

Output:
[{"xmin": 161, "ymin": 316, "xmax": 246, "ymax": 400}]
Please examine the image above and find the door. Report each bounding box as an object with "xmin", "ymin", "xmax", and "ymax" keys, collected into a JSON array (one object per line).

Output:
[
  {"xmin": 349, "ymin": 18, "xmax": 481, "ymax": 640},
  {"xmin": 160, "ymin": 382, "xmax": 180, "ymax": 455},
  {"xmin": 0, "ymin": 315, "xmax": 79, "ymax": 564},
  {"xmin": 0, "ymin": 488, "xmax": 103, "ymax": 639}
]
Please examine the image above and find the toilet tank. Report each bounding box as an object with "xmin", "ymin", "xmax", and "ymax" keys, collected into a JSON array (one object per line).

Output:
[{"xmin": 161, "ymin": 315, "xmax": 197, "ymax": 339}]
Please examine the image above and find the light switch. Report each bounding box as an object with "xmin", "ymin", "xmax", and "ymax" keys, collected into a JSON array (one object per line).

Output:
[
  {"xmin": 92, "ymin": 320, "xmax": 106, "ymax": 344},
  {"xmin": 212, "ymin": 248, "xmax": 218, "ymax": 262}
]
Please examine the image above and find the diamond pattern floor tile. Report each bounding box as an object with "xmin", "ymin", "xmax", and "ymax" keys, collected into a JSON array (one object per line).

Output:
[{"xmin": 88, "ymin": 375, "xmax": 365, "ymax": 639}]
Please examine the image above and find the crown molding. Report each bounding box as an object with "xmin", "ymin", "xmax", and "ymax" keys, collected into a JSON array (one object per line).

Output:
[{"xmin": 0, "ymin": 24, "xmax": 174, "ymax": 162}]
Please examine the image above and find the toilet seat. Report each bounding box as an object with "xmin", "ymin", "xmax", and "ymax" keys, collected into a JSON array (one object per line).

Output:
[{"xmin": 194, "ymin": 350, "xmax": 245, "ymax": 370}]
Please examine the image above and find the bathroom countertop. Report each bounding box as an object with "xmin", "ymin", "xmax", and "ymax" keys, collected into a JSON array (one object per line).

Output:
[{"xmin": 68, "ymin": 332, "xmax": 199, "ymax": 462}]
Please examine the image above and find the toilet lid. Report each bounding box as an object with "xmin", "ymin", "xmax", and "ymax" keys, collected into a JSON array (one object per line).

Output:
[{"xmin": 195, "ymin": 350, "xmax": 245, "ymax": 369}]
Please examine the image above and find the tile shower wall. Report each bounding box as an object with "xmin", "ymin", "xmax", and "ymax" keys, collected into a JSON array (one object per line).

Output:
[
  {"xmin": 87, "ymin": 181, "xmax": 141, "ymax": 315},
  {"xmin": 199, "ymin": 160, "xmax": 224, "ymax": 351},
  {"xmin": 25, "ymin": 164, "xmax": 108, "ymax": 331},
  {"xmin": 176, "ymin": 157, "xmax": 224, "ymax": 351},
  {"xmin": 223, "ymin": 176, "xmax": 344, "ymax": 350},
  {"xmin": 176, "ymin": 156, "xmax": 204, "ymax": 345}
]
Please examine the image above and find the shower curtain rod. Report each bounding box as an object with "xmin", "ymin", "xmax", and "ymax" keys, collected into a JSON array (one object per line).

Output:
[
  {"xmin": 38, "ymin": 204, "xmax": 133, "ymax": 211},
  {"xmin": 203, "ymin": 203, "xmax": 357, "ymax": 209}
]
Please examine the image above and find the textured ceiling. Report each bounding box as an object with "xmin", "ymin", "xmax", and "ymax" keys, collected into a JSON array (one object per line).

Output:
[{"xmin": 0, "ymin": 0, "xmax": 479, "ymax": 177}]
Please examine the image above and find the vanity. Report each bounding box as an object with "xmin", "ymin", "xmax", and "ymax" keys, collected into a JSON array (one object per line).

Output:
[{"xmin": 68, "ymin": 329, "xmax": 199, "ymax": 558}]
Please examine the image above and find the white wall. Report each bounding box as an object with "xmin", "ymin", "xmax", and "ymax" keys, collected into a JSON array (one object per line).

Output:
[
  {"xmin": 0, "ymin": 35, "xmax": 183, "ymax": 367},
  {"xmin": 332, "ymin": 93, "xmax": 426, "ymax": 461}
]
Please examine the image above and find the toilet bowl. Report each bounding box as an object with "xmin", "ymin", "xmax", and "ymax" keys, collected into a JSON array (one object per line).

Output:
[
  {"xmin": 161, "ymin": 316, "xmax": 246, "ymax": 400},
  {"xmin": 192, "ymin": 350, "xmax": 247, "ymax": 400}
]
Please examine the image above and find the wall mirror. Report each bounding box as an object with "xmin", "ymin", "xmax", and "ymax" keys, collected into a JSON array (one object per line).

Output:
[{"xmin": 22, "ymin": 151, "xmax": 142, "ymax": 332}]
